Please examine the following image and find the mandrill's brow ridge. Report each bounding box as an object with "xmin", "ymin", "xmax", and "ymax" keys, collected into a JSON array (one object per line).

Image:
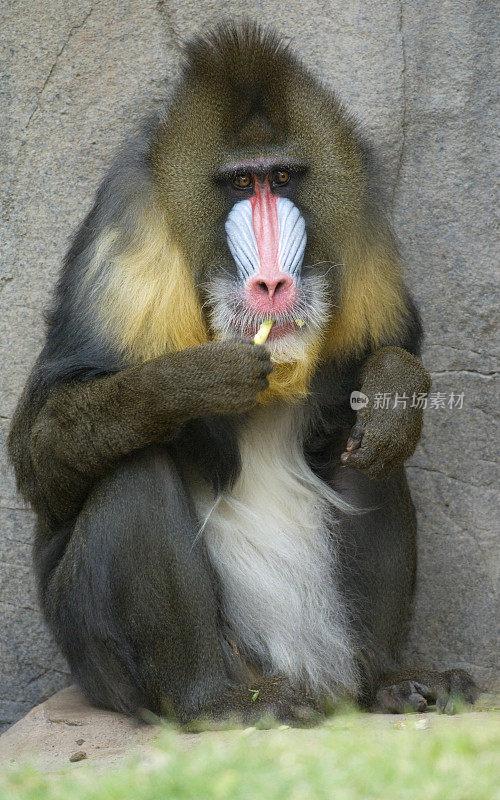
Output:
[{"xmin": 216, "ymin": 158, "xmax": 307, "ymax": 180}]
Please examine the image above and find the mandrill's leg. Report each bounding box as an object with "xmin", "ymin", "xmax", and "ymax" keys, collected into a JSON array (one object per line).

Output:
[
  {"xmin": 37, "ymin": 446, "xmax": 319, "ymax": 724},
  {"xmin": 37, "ymin": 446, "xmax": 234, "ymax": 721},
  {"xmin": 332, "ymin": 461, "xmax": 478, "ymax": 715}
]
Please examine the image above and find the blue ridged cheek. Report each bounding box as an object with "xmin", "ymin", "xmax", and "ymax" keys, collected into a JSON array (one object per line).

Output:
[
  {"xmin": 225, "ymin": 199, "xmax": 259, "ymax": 281},
  {"xmin": 277, "ymin": 197, "xmax": 307, "ymax": 279}
]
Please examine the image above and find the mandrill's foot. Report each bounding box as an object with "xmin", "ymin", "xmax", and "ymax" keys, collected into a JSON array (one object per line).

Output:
[
  {"xmin": 375, "ymin": 669, "xmax": 479, "ymax": 715},
  {"xmin": 199, "ymin": 677, "xmax": 323, "ymax": 728}
]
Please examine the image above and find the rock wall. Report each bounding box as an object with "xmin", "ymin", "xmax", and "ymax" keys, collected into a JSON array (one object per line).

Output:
[{"xmin": 1, "ymin": 0, "xmax": 497, "ymax": 730}]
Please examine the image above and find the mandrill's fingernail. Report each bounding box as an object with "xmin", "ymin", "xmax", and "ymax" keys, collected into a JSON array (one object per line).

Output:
[{"xmin": 340, "ymin": 452, "xmax": 350, "ymax": 464}]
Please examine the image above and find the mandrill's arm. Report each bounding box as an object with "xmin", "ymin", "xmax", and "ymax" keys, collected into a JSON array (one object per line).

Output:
[
  {"xmin": 8, "ymin": 342, "xmax": 271, "ymax": 527},
  {"xmin": 341, "ymin": 346, "xmax": 431, "ymax": 479}
]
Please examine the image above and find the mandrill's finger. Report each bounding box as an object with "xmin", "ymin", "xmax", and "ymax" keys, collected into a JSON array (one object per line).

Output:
[
  {"xmin": 340, "ymin": 439, "xmax": 390, "ymax": 477},
  {"xmin": 341, "ymin": 423, "xmax": 365, "ymax": 463},
  {"xmin": 341, "ymin": 447, "xmax": 371, "ymax": 468},
  {"xmin": 252, "ymin": 347, "xmax": 274, "ymax": 373},
  {"xmin": 346, "ymin": 422, "xmax": 364, "ymax": 451}
]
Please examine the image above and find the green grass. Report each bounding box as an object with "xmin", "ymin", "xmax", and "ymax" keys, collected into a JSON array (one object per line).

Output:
[{"xmin": 1, "ymin": 712, "xmax": 499, "ymax": 800}]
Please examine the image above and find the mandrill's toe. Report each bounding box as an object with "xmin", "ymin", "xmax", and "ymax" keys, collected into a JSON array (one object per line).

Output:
[
  {"xmin": 376, "ymin": 680, "xmax": 430, "ymax": 714},
  {"xmin": 435, "ymin": 669, "xmax": 480, "ymax": 713}
]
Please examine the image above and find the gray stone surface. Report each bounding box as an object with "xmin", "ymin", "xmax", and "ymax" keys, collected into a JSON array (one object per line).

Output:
[
  {"xmin": 1, "ymin": 0, "xmax": 498, "ymax": 731},
  {"xmin": 0, "ymin": 686, "xmax": 163, "ymax": 771}
]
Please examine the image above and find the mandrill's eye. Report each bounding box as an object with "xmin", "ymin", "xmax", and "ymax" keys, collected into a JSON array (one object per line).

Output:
[
  {"xmin": 271, "ymin": 169, "xmax": 290, "ymax": 187},
  {"xmin": 233, "ymin": 172, "xmax": 253, "ymax": 190}
]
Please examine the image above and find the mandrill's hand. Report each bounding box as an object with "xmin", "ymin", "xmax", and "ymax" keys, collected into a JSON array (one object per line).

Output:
[
  {"xmin": 149, "ymin": 340, "xmax": 273, "ymax": 419},
  {"xmin": 341, "ymin": 346, "xmax": 431, "ymax": 480}
]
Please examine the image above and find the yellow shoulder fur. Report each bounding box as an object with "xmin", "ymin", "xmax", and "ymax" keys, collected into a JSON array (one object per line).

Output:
[
  {"xmin": 87, "ymin": 205, "xmax": 208, "ymax": 363},
  {"xmin": 323, "ymin": 236, "xmax": 408, "ymax": 361}
]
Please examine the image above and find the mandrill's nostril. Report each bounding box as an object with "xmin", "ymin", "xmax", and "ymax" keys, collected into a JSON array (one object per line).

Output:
[
  {"xmin": 250, "ymin": 273, "xmax": 294, "ymax": 301},
  {"xmin": 257, "ymin": 279, "xmax": 285, "ymax": 295},
  {"xmin": 272, "ymin": 279, "xmax": 287, "ymax": 297}
]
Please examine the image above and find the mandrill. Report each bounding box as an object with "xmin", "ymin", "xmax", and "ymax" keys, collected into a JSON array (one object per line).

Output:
[{"xmin": 8, "ymin": 24, "xmax": 477, "ymax": 722}]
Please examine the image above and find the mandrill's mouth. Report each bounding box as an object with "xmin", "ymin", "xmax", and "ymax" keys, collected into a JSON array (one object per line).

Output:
[
  {"xmin": 206, "ymin": 274, "xmax": 331, "ymax": 360},
  {"xmin": 252, "ymin": 319, "xmax": 299, "ymax": 341},
  {"xmin": 238, "ymin": 314, "xmax": 304, "ymax": 341}
]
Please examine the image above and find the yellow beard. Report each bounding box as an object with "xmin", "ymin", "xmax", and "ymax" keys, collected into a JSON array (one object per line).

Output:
[{"xmin": 258, "ymin": 337, "xmax": 323, "ymax": 404}]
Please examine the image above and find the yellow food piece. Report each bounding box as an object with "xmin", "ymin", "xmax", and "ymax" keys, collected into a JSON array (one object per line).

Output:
[
  {"xmin": 253, "ymin": 320, "xmax": 274, "ymax": 345},
  {"xmin": 295, "ymin": 318, "xmax": 305, "ymax": 327}
]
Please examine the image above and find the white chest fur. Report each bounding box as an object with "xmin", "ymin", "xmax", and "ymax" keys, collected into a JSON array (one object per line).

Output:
[{"xmin": 189, "ymin": 404, "xmax": 358, "ymax": 697}]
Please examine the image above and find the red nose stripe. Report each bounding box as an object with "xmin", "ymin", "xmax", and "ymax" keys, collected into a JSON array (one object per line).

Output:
[{"xmin": 250, "ymin": 181, "xmax": 280, "ymax": 277}]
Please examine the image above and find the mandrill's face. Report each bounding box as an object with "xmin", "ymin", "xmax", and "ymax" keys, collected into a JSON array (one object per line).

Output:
[
  {"xmin": 150, "ymin": 31, "xmax": 369, "ymax": 377},
  {"xmin": 206, "ymin": 157, "xmax": 330, "ymax": 363}
]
